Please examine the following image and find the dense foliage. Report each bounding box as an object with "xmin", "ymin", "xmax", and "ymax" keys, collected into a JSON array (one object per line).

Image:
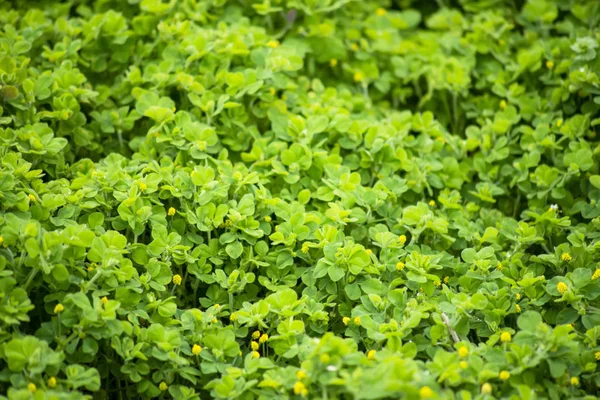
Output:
[{"xmin": 1, "ymin": 0, "xmax": 600, "ymax": 398}]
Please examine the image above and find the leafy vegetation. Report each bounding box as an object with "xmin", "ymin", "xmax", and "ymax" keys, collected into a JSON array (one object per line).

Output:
[{"xmin": 1, "ymin": 0, "xmax": 600, "ymax": 398}]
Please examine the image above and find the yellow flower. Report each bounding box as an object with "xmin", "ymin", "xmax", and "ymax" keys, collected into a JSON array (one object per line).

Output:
[
  {"xmin": 433, "ymin": 280, "xmax": 441, "ymax": 287},
  {"xmin": 251, "ymin": 341, "xmax": 259, "ymax": 351},
  {"xmin": 301, "ymin": 242, "xmax": 310, "ymax": 254},
  {"xmin": 353, "ymin": 71, "xmax": 364, "ymax": 82},
  {"xmin": 515, "ymin": 304, "xmax": 521, "ymax": 313},
  {"xmin": 546, "ymin": 60, "xmax": 554, "ymax": 69},
  {"xmin": 159, "ymin": 381, "xmax": 168, "ymax": 391},
  {"xmin": 296, "ymin": 369, "xmax": 308, "ymax": 380},
  {"xmin": 293, "ymin": 381, "xmax": 308, "ymax": 396},
  {"xmin": 481, "ymin": 383, "xmax": 492, "ymax": 395},
  {"xmin": 168, "ymin": 207, "xmax": 176, "ymax": 216},
  {"xmin": 499, "ymin": 100, "xmax": 507, "ymax": 110},
  {"xmin": 353, "ymin": 316, "xmax": 361, "ymax": 326},
  {"xmin": 367, "ymin": 350, "xmax": 376, "ymax": 360},
  {"xmin": 592, "ymin": 268, "xmax": 600, "ymax": 280},
  {"xmin": 419, "ymin": 386, "xmax": 433, "ymax": 398},
  {"xmin": 329, "ymin": 59, "xmax": 338, "ymax": 67},
  {"xmin": 259, "ymin": 333, "xmax": 269, "ymax": 343},
  {"xmin": 496, "ymin": 263, "xmax": 503, "ymax": 271},
  {"xmin": 594, "ymin": 351, "xmax": 600, "ymax": 360},
  {"xmin": 54, "ymin": 303, "xmax": 64, "ymax": 314},
  {"xmin": 516, "ymin": 293, "xmax": 521, "ymax": 300},
  {"xmin": 366, "ymin": 249, "xmax": 372, "ymax": 255},
  {"xmin": 398, "ymin": 235, "xmax": 407, "ymax": 245},
  {"xmin": 252, "ymin": 331, "xmax": 261, "ymax": 339},
  {"xmin": 351, "ymin": 43, "xmax": 359, "ymax": 51},
  {"xmin": 376, "ymin": 7, "xmax": 386, "ymax": 16},
  {"xmin": 561, "ymin": 252, "xmax": 572, "ymax": 262},
  {"xmin": 429, "ymin": 200, "xmax": 435, "ymax": 207},
  {"xmin": 459, "ymin": 361, "xmax": 468, "ymax": 369},
  {"xmin": 266, "ymin": 40, "xmax": 279, "ymax": 48},
  {"xmin": 101, "ymin": 296, "xmax": 108, "ymax": 305},
  {"xmin": 570, "ymin": 376, "xmax": 579, "ymax": 386},
  {"xmin": 396, "ymin": 262, "xmax": 405, "ymax": 271},
  {"xmin": 556, "ymin": 119, "xmax": 563, "ymax": 128},
  {"xmin": 28, "ymin": 194, "xmax": 36, "ymax": 202},
  {"xmin": 172, "ymin": 274, "xmax": 182, "ymax": 285},
  {"xmin": 320, "ymin": 353, "xmax": 330, "ymax": 363},
  {"xmin": 48, "ymin": 376, "xmax": 57, "ymax": 388},
  {"xmin": 264, "ymin": 215, "xmax": 272, "ymax": 222},
  {"xmin": 139, "ymin": 182, "xmax": 147, "ymax": 191},
  {"xmin": 443, "ymin": 276, "xmax": 449, "ymax": 284},
  {"xmin": 0, "ymin": 236, "xmax": 3, "ymax": 246},
  {"xmin": 458, "ymin": 346, "xmax": 469, "ymax": 357},
  {"xmin": 499, "ymin": 371, "xmax": 510, "ymax": 381},
  {"xmin": 192, "ymin": 344, "xmax": 202, "ymax": 355},
  {"xmin": 500, "ymin": 332, "xmax": 511, "ymax": 343},
  {"xmin": 28, "ymin": 383, "xmax": 36, "ymax": 392},
  {"xmin": 251, "ymin": 351, "xmax": 260, "ymax": 358},
  {"xmin": 557, "ymin": 281, "xmax": 568, "ymax": 294},
  {"xmin": 230, "ymin": 313, "xmax": 238, "ymax": 321},
  {"xmin": 269, "ymin": 88, "xmax": 276, "ymax": 96}
]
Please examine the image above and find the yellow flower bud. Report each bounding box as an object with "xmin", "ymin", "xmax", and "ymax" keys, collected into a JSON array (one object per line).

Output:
[
  {"xmin": 353, "ymin": 316, "xmax": 361, "ymax": 326},
  {"xmin": 251, "ymin": 351, "xmax": 260, "ymax": 359},
  {"xmin": 398, "ymin": 235, "xmax": 407, "ymax": 245},
  {"xmin": 561, "ymin": 253, "xmax": 572, "ymax": 262},
  {"xmin": 251, "ymin": 341, "xmax": 259, "ymax": 351},
  {"xmin": 28, "ymin": 383, "xmax": 36, "ymax": 392},
  {"xmin": 459, "ymin": 361, "xmax": 468, "ymax": 369},
  {"xmin": 259, "ymin": 333, "xmax": 269, "ymax": 344},
  {"xmin": 101, "ymin": 296, "xmax": 108, "ymax": 305},
  {"xmin": 499, "ymin": 370, "xmax": 510, "ymax": 381},
  {"xmin": 296, "ymin": 370, "xmax": 308, "ymax": 380},
  {"xmin": 367, "ymin": 350, "xmax": 376, "ymax": 360},
  {"xmin": 54, "ymin": 303, "xmax": 64, "ymax": 314},
  {"xmin": 329, "ymin": 59, "xmax": 338, "ymax": 67},
  {"xmin": 592, "ymin": 268, "xmax": 600, "ymax": 280},
  {"xmin": 396, "ymin": 262, "xmax": 405, "ymax": 271},
  {"xmin": 159, "ymin": 381, "xmax": 168, "ymax": 391},
  {"xmin": 192, "ymin": 344, "xmax": 202, "ymax": 355},
  {"xmin": 499, "ymin": 100, "xmax": 507, "ymax": 110},
  {"xmin": 168, "ymin": 207, "xmax": 176, "ymax": 216},
  {"xmin": 293, "ymin": 381, "xmax": 308, "ymax": 396},
  {"xmin": 172, "ymin": 274, "xmax": 182, "ymax": 285},
  {"xmin": 28, "ymin": 194, "xmax": 36, "ymax": 202},
  {"xmin": 458, "ymin": 346, "xmax": 469, "ymax": 357},
  {"xmin": 48, "ymin": 377, "xmax": 57, "ymax": 388},
  {"xmin": 343, "ymin": 317, "xmax": 350, "ymax": 325},
  {"xmin": 139, "ymin": 182, "xmax": 147, "ymax": 191},
  {"xmin": 266, "ymin": 40, "xmax": 279, "ymax": 48},
  {"xmin": 546, "ymin": 60, "xmax": 554, "ymax": 69},
  {"xmin": 570, "ymin": 376, "xmax": 579, "ymax": 386},
  {"xmin": 353, "ymin": 71, "xmax": 364, "ymax": 82},
  {"xmin": 481, "ymin": 383, "xmax": 492, "ymax": 395},
  {"xmin": 557, "ymin": 281, "xmax": 568, "ymax": 294},
  {"xmin": 252, "ymin": 331, "xmax": 261, "ymax": 339},
  {"xmin": 500, "ymin": 332, "xmax": 511, "ymax": 343},
  {"xmin": 376, "ymin": 8, "xmax": 386, "ymax": 16},
  {"xmin": 419, "ymin": 386, "xmax": 433, "ymax": 398}
]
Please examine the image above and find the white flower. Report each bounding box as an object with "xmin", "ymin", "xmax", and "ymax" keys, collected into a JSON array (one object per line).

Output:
[
  {"xmin": 326, "ymin": 365, "xmax": 338, "ymax": 372},
  {"xmin": 550, "ymin": 204, "xmax": 559, "ymax": 211}
]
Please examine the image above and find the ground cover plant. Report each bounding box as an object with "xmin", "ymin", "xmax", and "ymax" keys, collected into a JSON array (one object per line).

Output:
[{"xmin": 1, "ymin": 0, "xmax": 600, "ymax": 398}]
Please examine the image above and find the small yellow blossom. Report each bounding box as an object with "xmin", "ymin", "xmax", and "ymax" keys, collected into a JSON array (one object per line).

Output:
[
  {"xmin": 259, "ymin": 333, "xmax": 269, "ymax": 343},
  {"xmin": 320, "ymin": 354, "xmax": 330, "ymax": 363},
  {"xmin": 556, "ymin": 119, "xmax": 563, "ymax": 128},
  {"xmin": 458, "ymin": 346, "xmax": 469, "ymax": 357},
  {"xmin": 367, "ymin": 350, "xmax": 376, "ymax": 360},
  {"xmin": 296, "ymin": 370, "xmax": 308, "ymax": 380},
  {"xmin": 398, "ymin": 235, "xmax": 407, "ymax": 245},
  {"xmin": 351, "ymin": 43, "xmax": 359, "ymax": 51},
  {"xmin": 516, "ymin": 293, "xmax": 521, "ymax": 300},
  {"xmin": 496, "ymin": 263, "xmax": 503, "ymax": 271},
  {"xmin": 353, "ymin": 71, "xmax": 364, "ymax": 82},
  {"xmin": 101, "ymin": 296, "xmax": 108, "ymax": 305},
  {"xmin": 168, "ymin": 207, "xmax": 176, "ymax": 216},
  {"xmin": 0, "ymin": 236, "xmax": 3, "ymax": 246},
  {"xmin": 594, "ymin": 351, "xmax": 600, "ymax": 360},
  {"xmin": 192, "ymin": 344, "xmax": 202, "ymax": 355},
  {"xmin": 557, "ymin": 281, "xmax": 568, "ymax": 294},
  {"xmin": 267, "ymin": 40, "xmax": 279, "ymax": 48},
  {"xmin": 515, "ymin": 304, "xmax": 521, "ymax": 313},
  {"xmin": 443, "ymin": 276, "xmax": 449, "ymax": 284},
  {"xmin": 481, "ymin": 383, "xmax": 492, "ymax": 395},
  {"xmin": 499, "ymin": 371, "xmax": 510, "ymax": 381},
  {"xmin": 329, "ymin": 59, "xmax": 338, "ymax": 67},
  {"xmin": 353, "ymin": 316, "xmax": 361, "ymax": 326},
  {"xmin": 376, "ymin": 8, "xmax": 386, "ymax": 16},
  {"xmin": 269, "ymin": 88, "xmax": 276, "ymax": 96},
  {"xmin": 433, "ymin": 280, "xmax": 441, "ymax": 287},
  {"xmin": 139, "ymin": 182, "xmax": 147, "ymax": 191},
  {"xmin": 48, "ymin": 377, "xmax": 57, "ymax": 388},
  {"xmin": 396, "ymin": 262, "xmax": 405, "ymax": 271},
  {"xmin": 251, "ymin": 341, "xmax": 259, "ymax": 351},
  {"xmin": 88, "ymin": 266, "xmax": 94, "ymax": 272},
  {"xmin": 429, "ymin": 200, "xmax": 435, "ymax": 207},
  {"xmin": 366, "ymin": 249, "xmax": 372, "ymax": 255},
  {"xmin": 561, "ymin": 252, "xmax": 572, "ymax": 262},
  {"xmin": 54, "ymin": 303, "xmax": 64, "ymax": 314},
  {"xmin": 251, "ymin": 351, "xmax": 260, "ymax": 359},
  {"xmin": 172, "ymin": 274, "xmax": 182, "ymax": 285},
  {"xmin": 28, "ymin": 383, "xmax": 36, "ymax": 392},
  {"xmin": 499, "ymin": 100, "xmax": 507, "ymax": 110},
  {"xmin": 546, "ymin": 60, "xmax": 554, "ymax": 69},
  {"xmin": 264, "ymin": 215, "xmax": 271, "ymax": 222},
  {"xmin": 419, "ymin": 386, "xmax": 433, "ymax": 399},
  {"xmin": 459, "ymin": 361, "xmax": 468, "ymax": 369},
  {"xmin": 570, "ymin": 376, "xmax": 579, "ymax": 386},
  {"xmin": 343, "ymin": 316, "xmax": 351, "ymax": 326},
  {"xmin": 500, "ymin": 332, "xmax": 511, "ymax": 343},
  {"xmin": 293, "ymin": 381, "xmax": 308, "ymax": 396},
  {"xmin": 301, "ymin": 242, "xmax": 310, "ymax": 253},
  {"xmin": 159, "ymin": 381, "xmax": 168, "ymax": 391},
  {"xmin": 230, "ymin": 313, "xmax": 238, "ymax": 321},
  {"xmin": 28, "ymin": 194, "xmax": 36, "ymax": 202},
  {"xmin": 252, "ymin": 331, "xmax": 261, "ymax": 339},
  {"xmin": 592, "ymin": 268, "xmax": 600, "ymax": 280}
]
